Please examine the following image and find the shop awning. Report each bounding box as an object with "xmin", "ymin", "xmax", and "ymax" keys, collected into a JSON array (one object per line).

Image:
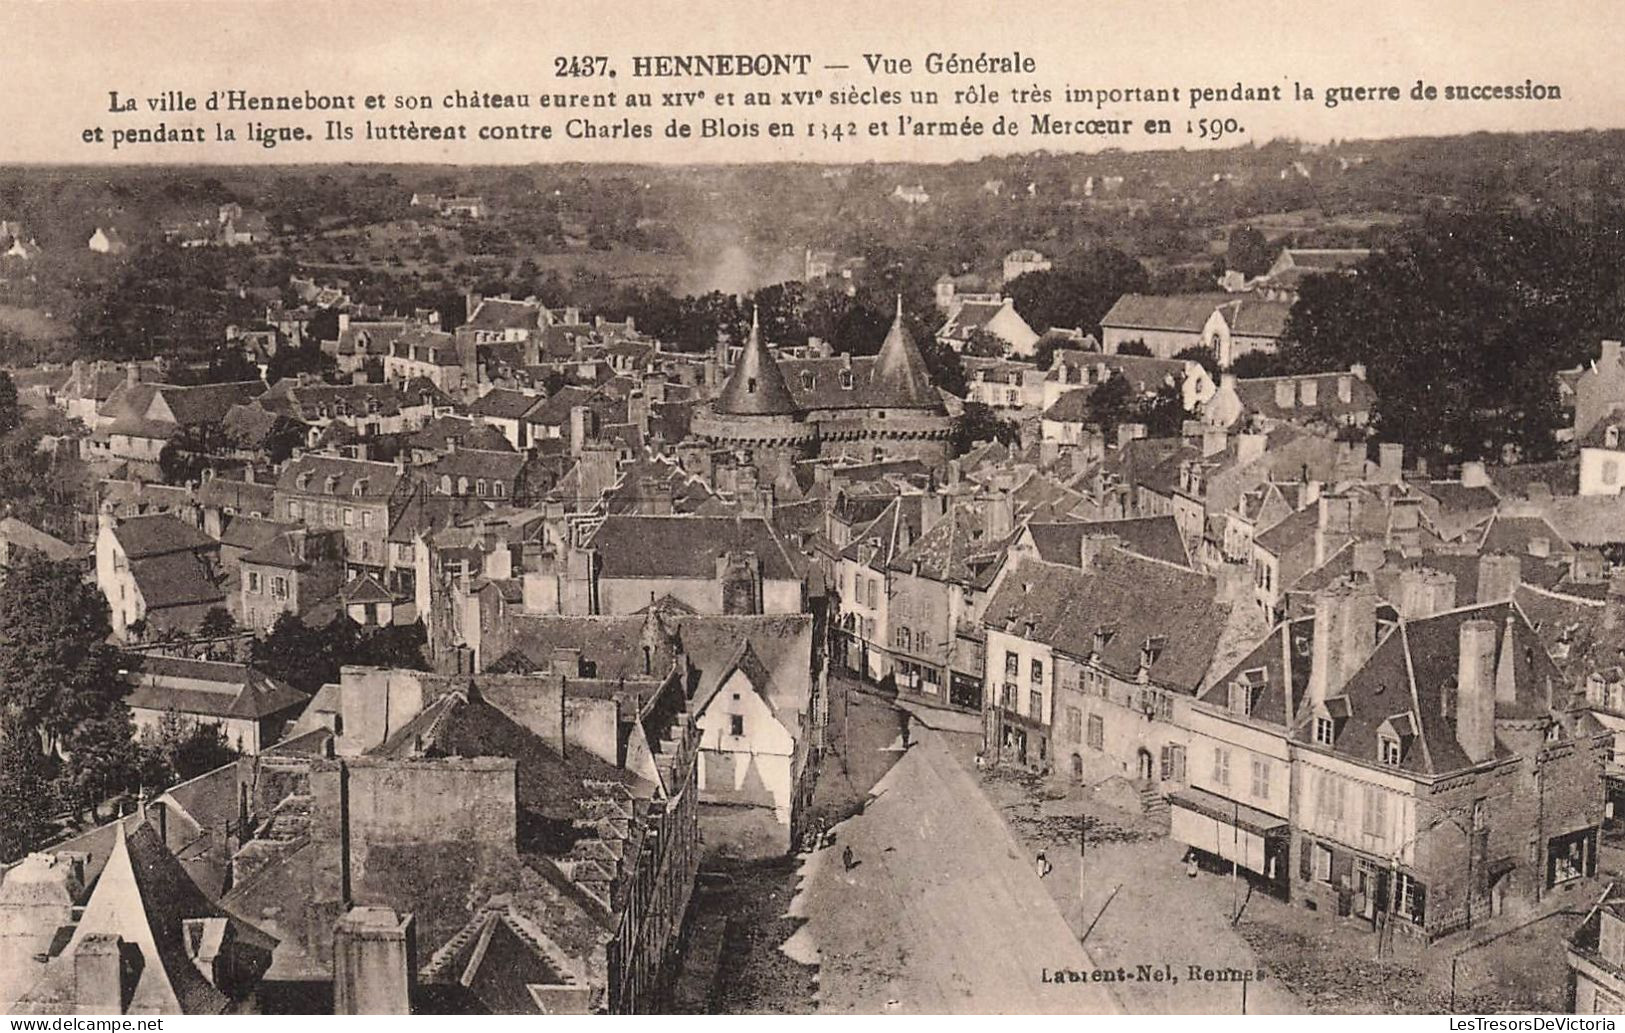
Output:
[
  {"xmin": 1168, "ymin": 787, "xmax": 1287, "ymax": 878},
  {"xmin": 1168, "ymin": 786, "xmax": 1288, "ymax": 837}
]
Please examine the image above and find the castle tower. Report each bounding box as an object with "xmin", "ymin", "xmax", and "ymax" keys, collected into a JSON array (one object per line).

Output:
[
  {"xmin": 691, "ymin": 308, "xmax": 818, "ymax": 457},
  {"xmin": 871, "ymin": 295, "xmax": 944, "ymax": 412},
  {"xmin": 815, "ymin": 296, "xmax": 951, "ymax": 468}
]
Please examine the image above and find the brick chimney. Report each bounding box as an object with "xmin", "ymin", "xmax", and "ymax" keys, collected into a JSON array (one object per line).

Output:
[
  {"xmin": 1079, "ymin": 532, "xmax": 1120, "ymax": 571},
  {"xmin": 333, "ymin": 907, "xmax": 416, "ymax": 1015},
  {"xmin": 1476, "ymin": 553, "xmax": 1522, "ymax": 604},
  {"xmin": 74, "ymin": 934, "xmax": 131, "ymax": 1013},
  {"xmin": 1308, "ymin": 579, "xmax": 1378, "ymax": 708},
  {"xmin": 1455, "ymin": 618, "xmax": 1498, "ymax": 764}
]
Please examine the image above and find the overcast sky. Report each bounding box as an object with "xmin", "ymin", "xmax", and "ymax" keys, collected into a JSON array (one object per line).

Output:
[{"xmin": 3, "ymin": 0, "xmax": 1619, "ymax": 165}]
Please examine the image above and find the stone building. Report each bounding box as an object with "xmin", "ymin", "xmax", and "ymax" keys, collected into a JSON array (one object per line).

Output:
[{"xmin": 693, "ymin": 303, "xmax": 952, "ymax": 471}]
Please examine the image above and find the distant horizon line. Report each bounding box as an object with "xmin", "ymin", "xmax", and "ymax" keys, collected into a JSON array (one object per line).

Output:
[{"xmin": 4, "ymin": 125, "xmax": 1625, "ymax": 172}]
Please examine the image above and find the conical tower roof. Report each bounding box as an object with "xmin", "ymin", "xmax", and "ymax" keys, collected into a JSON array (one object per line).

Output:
[
  {"xmin": 871, "ymin": 297, "xmax": 941, "ymax": 410},
  {"xmin": 715, "ymin": 308, "xmax": 799, "ymax": 417}
]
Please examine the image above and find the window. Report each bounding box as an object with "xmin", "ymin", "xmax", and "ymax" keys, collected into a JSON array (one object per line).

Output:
[
  {"xmin": 1394, "ymin": 872, "xmax": 1426, "ymax": 924},
  {"xmin": 1313, "ymin": 843, "xmax": 1333, "ymax": 883},
  {"xmin": 1087, "ymin": 714, "xmax": 1104, "ymax": 750},
  {"xmin": 1250, "ymin": 758, "xmax": 1271, "ymax": 800},
  {"xmin": 362, "ymin": 511, "xmax": 373, "ymax": 530},
  {"xmin": 917, "ymin": 629, "xmax": 930, "ymax": 651},
  {"xmin": 271, "ymin": 576, "xmax": 288, "ymax": 600},
  {"xmin": 439, "ymin": 475, "xmax": 452, "ymax": 494},
  {"xmin": 1065, "ymin": 706, "xmax": 1083, "ymax": 744},
  {"xmin": 1605, "ymin": 459, "xmax": 1620, "ymax": 485},
  {"xmin": 1316, "ymin": 771, "xmax": 1346, "ymax": 823},
  {"xmin": 1001, "ymin": 683, "xmax": 1017, "ymax": 710},
  {"xmin": 288, "ymin": 500, "xmax": 302, "ymax": 520},
  {"xmin": 362, "ymin": 541, "xmax": 373, "ymax": 562},
  {"xmin": 476, "ymin": 479, "xmax": 488, "ymax": 497},
  {"xmin": 838, "ymin": 368, "xmax": 854, "ymax": 389},
  {"xmin": 323, "ymin": 503, "xmax": 337, "ymax": 526},
  {"xmin": 1379, "ymin": 736, "xmax": 1402, "ymax": 766},
  {"xmin": 494, "ymin": 482, "xmax": 506, "ymax": 499},
  {"xmin": 1213, "ymin": 747, "xmax": 1231, "ymax": 787},
  {"xmin": 1314, "ymin": 716, "xmax": 1336, "ymax": 745},
  {"xmin": 247, "ymin": 571, "xmax": 261, "ymax": 593},
  {"xmin": 1029, "ymin": 689, "xmax": 1044, "ymax": 722},
  {"xmin": 896, "ymin": 626, "xmax": 911, "ymax": 651},
  {"xmin": 862, "ymin": 617, "xmax": 874, "ymax": 640},
  {"xmin": 866, "ymin": 579, "xmax": 879, "ymax": 609},
  {"xmin": 344, "ymin": 507, "xmax": 354, "ymax": 527},
  {"xmin": 729, "ymin": 714, "xmax": 745, "ymax": 737},
  {"xmin": 1030, "ymin": 658, "xmax": 1044, "ymax": 685},
  {"xmin": 1362, "ymin": 786, "xmax": 1388, "ymax": 838},
  {"xmin": 457, "ymin": 476, "xmax": 470, "ymax": 495},
  {"xmin": 397, "ymin": 543, "xmax": 413, "ymax": 562},
  {"xmin": 1004, "ymin": 652, "xmax": 1019, "ymax": 677}
]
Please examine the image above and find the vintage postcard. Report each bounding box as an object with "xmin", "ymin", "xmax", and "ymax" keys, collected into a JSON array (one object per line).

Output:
[{"xmin": 0, "ymin": 0, "xmax": 1622, "ymax": 1020}]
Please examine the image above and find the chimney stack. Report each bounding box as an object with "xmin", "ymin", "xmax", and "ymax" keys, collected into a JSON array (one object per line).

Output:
[
  {"xmin": 74, "ymin": 934, "xmax": 131, "ymax": 1013},
  {"xmin": 1308, "ymin": 579, "xmax": 1378, "ymax": 708},
  {"xmin": 333, "ymin": 907, "xmax": 416, "ymax": 1015},
  {"xmin": 1378, "ymin": 442, "xmax": 1404, "ymax": 484},
  {"xmin": 1460, "ymin": 461, "xmax": 1490, "ymax": 490},
  {"xmin": 1476, "ymin": 553, "xmax": 1522, "ymax": 604},
  {"xmin": 1455, "ymin": 618, "xmax": 1498, "ymax": 764}
]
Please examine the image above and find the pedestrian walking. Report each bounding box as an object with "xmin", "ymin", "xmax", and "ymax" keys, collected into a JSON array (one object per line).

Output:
[
  {"xmin": 842, "ymin": 844, "xmax": 856, "ymax": 871},
  {"xmin": 1036, "ymin": 850, "xmax": 1052, "ymax": 879}
]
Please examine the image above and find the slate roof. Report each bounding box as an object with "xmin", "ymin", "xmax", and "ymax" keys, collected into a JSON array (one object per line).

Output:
[
  {"xmin": 1102, "ymin": 292, "xmax": 1237, "ymax": 332},
  {"xmin": 123, "ymin": 655, "xmax": 308, "ymax": 721},
  {"xmin": 1202, "ymin": 616, "xmax": 1315, "ymax": 728},
  {"xmin": 1025, "ymin": 516, "xmax": 1190, "ymax": 569},
  {"xmin": 1101, "ymin": 291, "xmax": 1290, "ymax": 339},
  {"xmin": 463, "ymin": 298, "xmax": 547, "ymax": 332},
  {"xmin": 1043, "ymin": 389, "xmax": 1094, "ymax": 423},
  {"xmin": 982, "ymin": 553, "xmax": 1223, "ymax": 693},
  {"xmin": 0, "ymin": 516, "xmax": 77, "ymax": 563},
  {"xmin": 1048, "ymin": 350, "xmax": 1186, "ymax": 395},
  {"xmin": 715, "ymin": 312, "xmax": 798, "ymax": 417},
  {"xmin": 405, "ymin": 416, "xmax": 515, "ymax": 454},
  {"xmin": 113, "ymin": 514, "xmax": 215, "ymax": 559},
  {"xmin": 586, "ymin": 515, "xmax": 801, "ymax": 581},
  {"xmin": 888, "ymin": 499, "xmax": 1021, "ymax": 587},
  {"xmin": 467, "ymin": 389, "xmax": 547, "ymax": 422},
  {"xmin": 12, "ymin": 821, "xmax": 274, "ymax": 1014},
  {"xmin": 1298, "ymin": 600, "xmax": 1567, "ymax": 777},
  {"xmin": 871, "ymin": 304, "xmax": 941, "ymax": 409},
  {"xmin": 1233, "ymin": 372, "xmax": 1376, "ymax": 423},
  {"xmin": 276, "ymin": 454, "xmax": 405, "ymax": 499}
]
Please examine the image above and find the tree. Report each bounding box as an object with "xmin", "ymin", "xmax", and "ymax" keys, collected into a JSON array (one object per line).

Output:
[
  {"xmin": 59, "ymin": 709, "xmax": 136, "ymax": 825},
  {"xmin": 251, "ymin": 612, "xmax": 338, "ymax": 695},
  {"xmin": 169, "ymin": 722, "xmax": 237, "ymax": 782},
  {"xmin": 1085, "ymin": 373, "xmax": 1136, "ymax": 442},
  {"xmin": 950, "ymin": 401, "xmax": 1020, "ymax": 456},
  {"xmin": 961, "ymin": 328, "xmax": 1006, "ymax": 358},
  {"xmin": 916, "ymin": 335, "xmax": 967, "ymax": 398},
  {"xmin": 1226, "ymin": 225, "xmax": 1274, "ymax": 279},
  {"xmin": 1134, "ymin": 378, "xmax": 1187, "ymax": 437},
  {"xmin": 0, "ymin": 556, "xmax": 126, "ymax": 756},
  {"xmin": 0, "ymin": 718, "xmax": 53, "ymax": 861},
  {"xmin": 1280, "ymin": 207, "xmax": 1624, "ymax": 463},
  {"xmin": 1116, "ymin": 340, "xmax": 1153, "ymax": 357},
  {"xmin": 200, "ymin": 607, "xmax": 236, "ymax": 638},
  {"xmin": 1005, "ymin": 249, "xmax": 1149, "ymax": 334},
  {"xmin": 0, "ymin": 372, "xmax": 20, "ymax": 437},
  {"xmin": 1172, "ymin": 346, "xmax": 1220, "ymax": 378}
]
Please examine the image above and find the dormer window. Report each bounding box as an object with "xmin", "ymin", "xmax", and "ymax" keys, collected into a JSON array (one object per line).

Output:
[
  {"xmin": 801, "ymin": 371, "xmax": 815, "ymax": 390},
  {"xmin": 1379, "ymin": 735, "xmax": 1402, "ymax": 766},
  {"xmin": 353, "ymin": 478, "xmax": 367, "ymax": 497},
  {"xmin": 1608, "ymin": 425, "xmax": 1620, "ymax": 449},
  {"xmin": 839, "ymin": 369, "xmax": 854, "ymax": 390},
  {"xmin": 297, "ymin": 472, "xmax": 312, "ymax": 490},
  {"xmin": 747, "ymin": 376, "xmax": 758, "ymax": 393},
  {"xmin": 1314, "ymin": 716, "xmax": 1336, "ymax": 745},
  {"xmin": 324, "ymin": 475, "xmax": 338, "ymax": 495}
]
